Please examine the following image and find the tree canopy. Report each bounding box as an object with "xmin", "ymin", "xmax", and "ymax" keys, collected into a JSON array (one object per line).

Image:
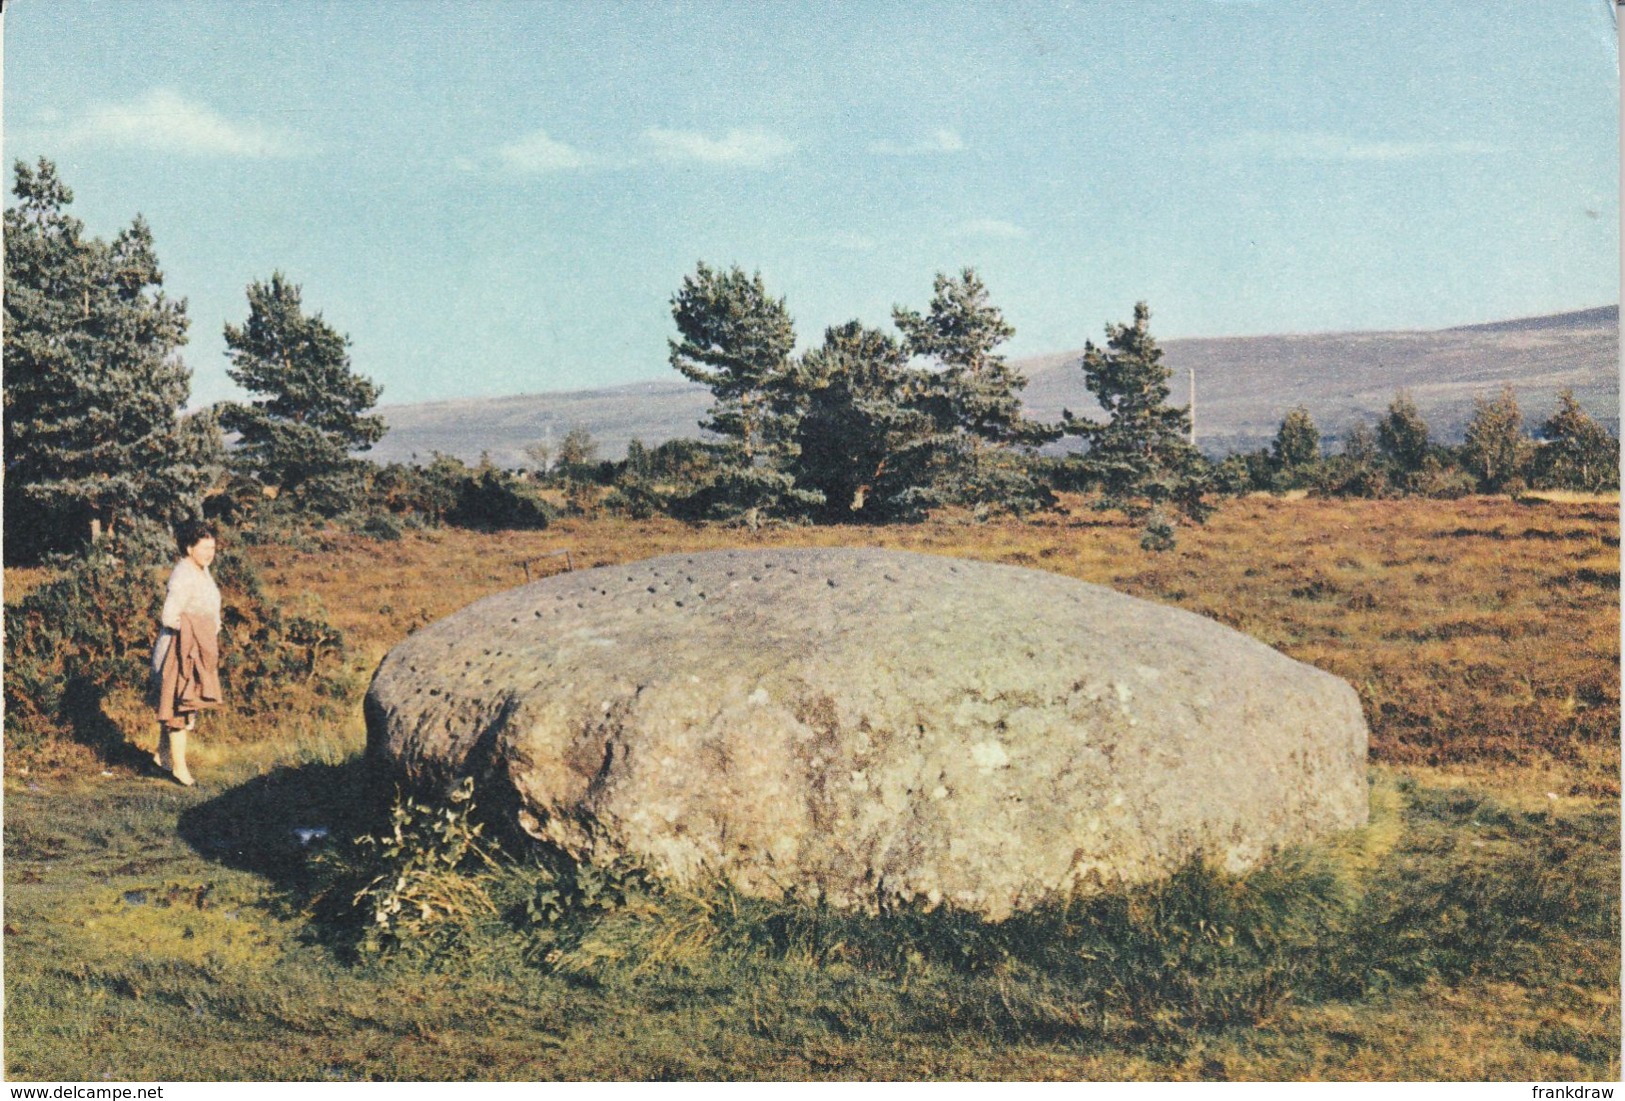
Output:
[
  {"xmin": 1376, "ymin": 390, "xmax": 1430, "ymax": 475},
  {"xmin": 3, "ymin": 158, "xmax": 220, "ymax": 560},
  {"xmin": 219, "ymin": 272, "xmax": 385, "ymax": 512},
  {"xmin": 1067, "ymin": 302, "xmax": 1211, "ymax": 536},
  {"xmin": 669, "ymin": 262, "xmax": 798, "ymax": 465},
  {"xmin": 1534, "ymin": 388, "xmax": 1618, "ymax": 492},
  {"xmin": 1462, "ymin": 386, "xmax": 1531, "ymax": 493},
  {"xmin": 1272, "ymin": 406, "xmax": 1321, "ymax": 471},
  {"xmin": 792, "ymin": 321, "xmax": 940, "ymax": 522},
  {"xmin": 893, "ymin": 268, "xmax": 1059, "ymax": 514},
  {"xmin": 892, "ymin": 268, "xmax": 1050, "ymax": 447}
]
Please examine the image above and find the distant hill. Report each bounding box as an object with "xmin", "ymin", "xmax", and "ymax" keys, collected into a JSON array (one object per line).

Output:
[
  {"xmin": 368, "ymin": 306, "xmax": 1618, "ymax": 466},
  {"xmin": 1445, "ymin": 304, "xmax": 1618, "ymax": 334}
]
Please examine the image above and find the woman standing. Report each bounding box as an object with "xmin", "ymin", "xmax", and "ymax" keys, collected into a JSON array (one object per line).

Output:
[{"xmin": 151, "ymin": 521, "xmax": 223, "ymax": 786}]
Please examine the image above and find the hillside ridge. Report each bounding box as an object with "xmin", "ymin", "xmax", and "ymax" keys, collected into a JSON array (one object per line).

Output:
[{"xmin": 370, "ymin": 306, "xmax": 1619, "ymax": 465}]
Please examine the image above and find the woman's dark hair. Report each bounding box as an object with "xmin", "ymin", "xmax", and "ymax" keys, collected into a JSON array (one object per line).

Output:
[{"xmin": 175, "ymin": 520, "xmax": 218, "ymax": 556}]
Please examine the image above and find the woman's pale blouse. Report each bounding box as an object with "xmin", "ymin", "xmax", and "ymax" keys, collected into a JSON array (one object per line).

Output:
[{"xmin": 160, "ymin": 558, "xmax": 222, "ymax": 633}]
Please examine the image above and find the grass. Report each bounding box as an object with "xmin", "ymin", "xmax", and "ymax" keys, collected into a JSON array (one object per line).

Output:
[{"xmin": 4, "ymin": 492, "xmax": 1619, "ymax": 1080}]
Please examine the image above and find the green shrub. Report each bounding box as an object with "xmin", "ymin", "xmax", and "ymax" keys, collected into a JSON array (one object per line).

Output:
[
  {"xmin": 1139, "ymin": 508, "xmax": 1178, "ymax": 552},
  {"xmin": 3, "ymin": 555, "xmax": 159, "ymax": 756},
  {"xmin": 1409, "ymin": 458, "xmax": 1479, "ymax": 500},
  {"xmin": 343, "ymin": 778, "xmax": 499, "ymax": 957},
  {"xmin": 447, "ymin": 468, "xmax": 555, "ymax": 530},
  {"xmin": 369, "ymin": 457, "xmax": 462, "ymax": 524},
  {"xmin": 603, "ymin": 479, "xmax": 665, "ymax": 520},
  {"xmin": 1314, "ymin": 458, "xmax": 1390, "ymax": 499},
  {"xmin": 3, "ymin": 546, "xmax": 347, "ymax": 757},
  {"xmin": 351, "ymin": 510, "xmax": 406, "ymax": 541},
  {"xmin": 1210, "ymin": 454, "xmax": 1257, "ymax": 496}
]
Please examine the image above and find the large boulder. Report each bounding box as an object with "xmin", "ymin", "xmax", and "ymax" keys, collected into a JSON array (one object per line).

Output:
[{"xmin": 365, "ymin": 547, "xmax": 1368, "ymax": 919}]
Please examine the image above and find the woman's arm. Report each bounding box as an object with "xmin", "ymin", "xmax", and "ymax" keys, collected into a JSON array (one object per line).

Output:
[{"xmin": 160, "ymin": 563, "xmax": 189, "ymax": 630}]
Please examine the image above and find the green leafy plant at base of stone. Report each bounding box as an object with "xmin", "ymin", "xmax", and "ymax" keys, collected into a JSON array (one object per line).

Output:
[
  {"xmin": 342, "ymin": 778, "xmax": 500, "ymax": 957},
  {"xmin": 318, "ymin": 779, "xmax": 664, "ymax": 965},
  {"xmin": 518, "ymin": 855, "xmax": 665, "ymax": 968}
]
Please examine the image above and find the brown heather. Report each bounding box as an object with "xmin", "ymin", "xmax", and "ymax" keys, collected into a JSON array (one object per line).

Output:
[{"xmin": 248, "ymin": 492, "xmax": 1620, "ymax": 785}]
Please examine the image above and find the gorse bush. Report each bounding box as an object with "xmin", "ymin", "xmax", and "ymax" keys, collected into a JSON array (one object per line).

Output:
[
  {"xmin": 364, "ymin": 456, "xmax": 555, "ymax": 531},
  {"xmin": 602, "ymin": 478, "xmax": 664, "ymax": 520},
  {"xmin": 3, "ymin": 554, "xmax": 159, "ymax": 756},
  {"xmin": 447, "ymin": 467, "xmax": 555, "ymax": 530},
  {"xmin": 2, "ymin": 544, "xmax": 348, "ymax": 757}
]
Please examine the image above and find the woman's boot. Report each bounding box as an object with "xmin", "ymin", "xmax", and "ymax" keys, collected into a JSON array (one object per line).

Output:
[{"xmin": 170, "ymin": 724, "xmax": 195, "ymax": 787}]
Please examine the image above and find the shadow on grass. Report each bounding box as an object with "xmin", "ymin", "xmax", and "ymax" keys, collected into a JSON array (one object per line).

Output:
[
  {"xmin": 175, "ymin": 756, "xmax": 387, "ymax": 896},
  {"xmin": 53, "ymin": 677, "xmax": 168, "ymax": 774}
]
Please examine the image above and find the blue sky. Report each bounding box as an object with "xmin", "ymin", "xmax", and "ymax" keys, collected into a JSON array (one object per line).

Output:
[{"xmin": 4, "ymin": 1, "xmax": 1618, "ymax": 408}]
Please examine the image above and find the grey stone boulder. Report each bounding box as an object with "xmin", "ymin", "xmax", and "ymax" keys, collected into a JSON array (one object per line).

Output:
[{"xmin": 365, "ymin": 547, "xmax": 1368, "ymax": 919}]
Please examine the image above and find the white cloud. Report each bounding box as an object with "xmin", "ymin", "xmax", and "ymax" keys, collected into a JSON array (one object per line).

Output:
[
  {"xmin": 1214, "ymin": 130, "xmax": 1503, "ymax": 162},
  {"xmin": 644, "ymin": 127, "xmax": 795, "ymax": 168},
  {"xmin": 497, "ymin": 128, "xmax": 591, "ymax": 173},
  {"xmin": 951, "ymin": 218, "xmax": 1029, "ymax": 240},
  {"xmin": 37, "ymin": 88, "xmax": 300, "ymax": 157},
  {"xmin": 869, "ymin": 128, "xmax": 965, "ymax": 156}
]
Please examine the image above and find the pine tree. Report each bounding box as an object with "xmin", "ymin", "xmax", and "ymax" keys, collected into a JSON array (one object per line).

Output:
[
  {"xmin": 1272, "ymin": 406, "xmax": 1322, "ymax": 477},
  {"xmin": 1461, "ymin": 386, "xmax": 1531, "ymax": 493},
  {"xmin": 1533, "ymin": 389, "xmax": 1618, "ymax": 492},
  {"xmin": 3, "ymin": 158, "xmax": 221, "ymax": 561},
  {"xmin": 219, "ymin": 273, "xmax": 385, "ymax": 514},
  {"xmin": 669, "ymin": 262, "xmax": 798, "ymax": 464},
  {"xmin": 892, "ymin": 268, "xmax": 1058, "ymax": 514},
  {"xmin": 792, "ymin": 321, "xmax": 941, "ymax": 522},
  {"xmin": 1376, "ymin": 390, "xmax": 1430, "ymax": 478},
  {"xmin": 1067, "ymin": 302, "xmax": 1211, "ymax": 539},
  {"xmin": 668, "ymin": 262, "xmax": 818, "ymax": 522}
]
